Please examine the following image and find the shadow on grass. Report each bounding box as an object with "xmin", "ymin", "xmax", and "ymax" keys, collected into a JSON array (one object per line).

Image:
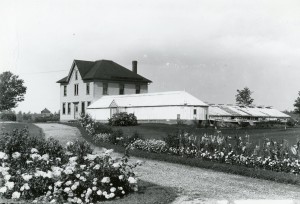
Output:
[{"xmin": 103, "ymin": 180, "xmax": 177, "ymax": 204}]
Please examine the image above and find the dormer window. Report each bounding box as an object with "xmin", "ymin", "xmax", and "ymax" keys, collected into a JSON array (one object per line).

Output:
[
  {"xmin": 74, "ymin": 84, "xmax": 79, "ymax": 96},
  {"xmin": 86, "ymin": 83, "xmax": 90, "ymax": 95},
  {"xmin": 103, "ymin": 83, "xmax": 108, "ymax": 95},
  {"xmin": 119, "ymin": 84, "xmax": 124, "ymax": 95},
  {"xmin": 75, "ymin": 70, "xmax": 78, "ymax": 80},
  {"xmin": 63, "ymin": 85, "xmax": 67, "ymax": 96}
]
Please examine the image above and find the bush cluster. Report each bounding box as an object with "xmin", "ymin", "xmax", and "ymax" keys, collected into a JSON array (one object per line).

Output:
[
  {"xmin": 0, "ymin": 112, "xmax": 16, "ymax": 121},
  {"xmin": 79, "ymin": 114, "xmax": 141, "ymax": 147},
  {"xmin": 34, "ymin": 114, "xmax": 60, "ymax": 123},
  {"xmin": 0, "ymin": 128, "xmax": 140, "ymax": 203},
  {"xmin": 108, "ymin": 112, "xmax": 137, "ymax": 126},
  {"xmin": 131, "ymin": 139, "xmax": 168, "ymax": 153}
]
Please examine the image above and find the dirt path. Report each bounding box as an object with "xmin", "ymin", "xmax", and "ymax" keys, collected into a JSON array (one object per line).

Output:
[{"xmin": 36, "ymin": 123, "xmax": 300, "ymax": 203}]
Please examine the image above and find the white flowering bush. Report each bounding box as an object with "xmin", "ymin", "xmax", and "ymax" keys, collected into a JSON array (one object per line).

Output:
[
  {"xmin": 0, "ymin": 128, "xmax": 140, "ymax": 203},
  {"xmin": 131, "ymin": 139, "xmax": 168, "ymax": 153},
  {"xmin": 93, "ymin": 133, "xmax": 111, "ymax": 144}
]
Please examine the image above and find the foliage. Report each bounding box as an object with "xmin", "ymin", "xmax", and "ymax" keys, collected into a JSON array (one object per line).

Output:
[
  {"xmin": 131, "ymin": 139, "xmax": 167, "ymax": 153},
  {"xmin": 94, "ymin": 122, "xmax": 113, "ymax": 134},
  {"xmin": 286, "ymin": 118, "xmax": 296, "ymax": 127},
  {"xmin": 108, "ymin": 112, "xmax": 138, "ymax": 126},
  {"xmin": 0, "ymin": 111, "xmax": 16, "ymax": 121},
  {"xmin": 34, "ymin": 114, "xmax": 60, "ymax": 123},
  {"xmin": 235, "ymin": 87, "xmax": 254, "ymax": 106},
  {"xmin": 79, "ymin": 114, "xmax": 128, "ymax": 146},
  {"xmin": 294, "ymin": 91, "xmax": 300, "ymax": 115},
  {"xmin": 0, "ymin": 128, "xmax": 140, "ymax": 203},
  {"xmin": 0, "ymin": 71, "xmax": 27, "ymax": 111},
  {"xmin": 65, "ymin": 140, "xmax": 93, "ymax": 163},
  {"xmin": 126, "ymin": 131, "xmax": 142, "ymax": 144}
]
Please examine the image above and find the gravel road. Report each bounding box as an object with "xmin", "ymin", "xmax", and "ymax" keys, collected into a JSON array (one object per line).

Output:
[{"xmin": 36, "ymin": 123, "xmax": 300, "ymax": 203}]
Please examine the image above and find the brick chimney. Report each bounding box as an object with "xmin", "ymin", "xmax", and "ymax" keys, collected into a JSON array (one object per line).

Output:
[{"xmin": 132, "ymin": 61, "xmax": 137, "ymax": 74}]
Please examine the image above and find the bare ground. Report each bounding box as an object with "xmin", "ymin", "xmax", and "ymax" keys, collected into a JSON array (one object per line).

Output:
[{"xmin": 36, "ymin": 123, "xmax": 300, "ymax": 203}]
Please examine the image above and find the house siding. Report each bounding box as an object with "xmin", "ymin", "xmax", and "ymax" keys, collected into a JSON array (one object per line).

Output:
[
  {"xmin": 60, "ymin": 65, "xmax": 149, "ymax": 121},
  {"xmin": 87, "ymin": 106, "xmax": 208, "ymax": 122},
  {"xmin": 60, "ymin": 65, "xmax": 94, "ymax": 121}
]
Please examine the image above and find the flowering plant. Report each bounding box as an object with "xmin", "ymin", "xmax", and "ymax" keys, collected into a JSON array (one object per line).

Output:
[{"xmin": 0, "ymin": 128, "xmax": 140, "ymax": 203}]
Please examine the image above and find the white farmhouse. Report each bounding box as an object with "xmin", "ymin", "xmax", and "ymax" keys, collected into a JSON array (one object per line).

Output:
[
  {"xmin": 87, "ymin": 91, "xmax": 209, "ymax": 124},
  {"xmin": 57, "ymin": 59, "xmax": 151, "ymax": 121}
]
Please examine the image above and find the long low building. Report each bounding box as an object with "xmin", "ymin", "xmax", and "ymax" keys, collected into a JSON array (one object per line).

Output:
[
  {"xmin": 87, "ymin": 91, "xmax": 209, "ymax": 124},
  {"xmin": 209, "ymin": 104, "xmax": 290, "ymax": 123}
]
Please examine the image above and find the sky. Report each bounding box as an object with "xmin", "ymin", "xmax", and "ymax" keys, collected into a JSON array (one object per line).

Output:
[{"xmin": 1, "ymin": 0, "xmax": 300, "ymax": 113}]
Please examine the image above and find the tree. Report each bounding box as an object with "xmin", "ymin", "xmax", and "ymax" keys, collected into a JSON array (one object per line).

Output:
[
  {"xmin": 235, "ymin": 87, "xmax": 254, "ymax": 106},
  {"xmin": 0, "ymin": 71, "xmax": 27, "ymax": 111},
  {"xmin": 294, "ymin": 91, "xmax": 300, "ymax": 115}
]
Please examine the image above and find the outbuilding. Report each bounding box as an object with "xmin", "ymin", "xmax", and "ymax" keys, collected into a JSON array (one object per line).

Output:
[{"xmin": 87, "ymin": 91, "xmax": 209, "ymax": 124}]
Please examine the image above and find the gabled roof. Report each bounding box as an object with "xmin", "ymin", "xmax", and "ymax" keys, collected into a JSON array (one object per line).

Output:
[
  {"xmin": 88, "ymin": 91, "xmax": 208, "ymax": 109},
  {"xmin": 56, "ymin": 59, "xmax": 152, "ymax": 84},
  {"xmin": 41, "ymin": 108, "xmax": 51, "ymax": 113},
  {"xmin": 209, "ymin": 106, "xmax": 232, "ymax": 116}
]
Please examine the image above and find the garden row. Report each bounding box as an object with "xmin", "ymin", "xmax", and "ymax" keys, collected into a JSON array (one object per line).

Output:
[
  {"xmin": 0, "ymin": 127, "xmax": 140, "ymax": 203},
  {"xmin": 78, "ymin": 113, "xmax": 300, "ymax": 184}
]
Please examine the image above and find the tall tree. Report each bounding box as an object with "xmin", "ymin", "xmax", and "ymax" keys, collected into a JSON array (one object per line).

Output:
[
  {"xmin": 0, "ymin": 71, "xmax": 27, "ymax": 111},
  {"xmin": 294, "ymin": 91, "xmax": 300, "ymax": 115},
  {"xmin": 235, "ymin": 87, "xmax": 254, "ymax": 106}
]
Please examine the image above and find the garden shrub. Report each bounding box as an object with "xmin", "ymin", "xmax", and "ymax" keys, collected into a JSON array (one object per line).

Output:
[
  {"xmin": 131, "ymin": 139, "xmax": 167, "ymax": 153},
  {"xmin": 34, "ymin": 114, "xmax": 60, "ymax": 123},
  {"xmin": 0, "ymin": 112, "xmax": 16, "ymax": 121},
  {"xmin": 126, "ymin": 131, "xmax": 142, "ymax": 145},
  {"xmin": 79, "ymin": 114, "xmax": 127, "ymax": 146},
  {"xmin": 94, "ymin": 122, "xmax": 113, "ymax": 134},
  {"xmin": 65, "ymin": 140, "xmax": 94, "ymax": 163},
  {"xmin": 108, "ymin": 112, "xmax": 137, "ymax": 126},
  {"xmin": 287, "ymin": 118, "xmax": 296, "ymax": 127},
  {"xmin": 110, "ymin": 129, "xmax": 124, "ymax": 145},
  {"xmin": 0, "ymin": 128, "xmax": 140, "ymax": 203},
  {"xmin": 164, "ymin": 132, "xmax": 180, "ymax": 148}
]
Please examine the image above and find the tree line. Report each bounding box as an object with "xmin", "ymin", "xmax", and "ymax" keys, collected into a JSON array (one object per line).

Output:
[{"xmin": 1, "ymin": 71, "xmax": 300, "ymax": 117}]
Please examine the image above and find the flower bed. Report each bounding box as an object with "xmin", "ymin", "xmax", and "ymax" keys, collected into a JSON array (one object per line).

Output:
[
  {"xmin": 0, "ymin": 128, "xmax": 140, "ymax": 203},
  {"xmin": 78, "ymin": 114, "xmax": 300, "ymax": 176},
  {"xmin": 78, "ymin": 114, "xmax": 139, "ymax": 147},
  {"xmin": 131, "ymin": 139, "xmax": 168, "ymax": 153}
]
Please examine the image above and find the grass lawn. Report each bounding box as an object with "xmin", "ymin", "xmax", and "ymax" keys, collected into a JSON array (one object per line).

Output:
[
  {"xmin": 0, "ymin": 122, "xmax": 44, "ymax": 138},
  {"xmin": 113, "ymin": 123, "xmax": 300, "ymax": 145},
  {"xmin": 103, "ymin": 180, "xmax": 177, "ymax": 204}
]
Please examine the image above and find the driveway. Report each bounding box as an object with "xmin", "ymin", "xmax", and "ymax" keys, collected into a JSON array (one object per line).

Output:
[{"xmin": 36, "ymin": 123, "xmax": 300, "ymax": 203}]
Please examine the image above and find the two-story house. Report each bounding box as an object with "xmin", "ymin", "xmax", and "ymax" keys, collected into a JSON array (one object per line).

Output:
[{"xmin": 56, "ymin": 59, "xmax": 152, "ymax": 121}]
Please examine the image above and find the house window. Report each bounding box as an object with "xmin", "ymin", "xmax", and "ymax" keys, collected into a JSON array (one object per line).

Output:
[
  {"xmin": 62, "ymin": 103, "xmax": 66, "ymax": 115},
  {"xmin": 63, "ymin": 86, "xmax": 67, "ymax": 96},
  {"xmin": 68, "ymin": 103, "xmax": 71, "ymax": 114},
  {"xmin": 136, "ymin": 84, "xmax": 140, "ymax": 94},
  {"xmin": 86, "ymin": 83, "xmax": 90, "ymax": 95},
  {"xmin": 194, "ymin": 109, "xmax": 197, "ymax": 115},
  {"xmin": 81, "ymin": 102, "xmax": 85, "ymax": 115},
  {"xmin": 119, "ymin": 84, "xmax": 124, "ymax": 95},
  {"xmin": 75, "ymin": 70, "xmax": 78, "ymax": 80},
  {"xmin": 87, "ymin": 101, "xmax": 91, "ymax": 106},
  {"xmin": 103, "ymin": 83, "xmax": 108, "ymax": 95},
  {"xmin": 74, "ymin": 84, "xmax": 79, "ymax": 96}
]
